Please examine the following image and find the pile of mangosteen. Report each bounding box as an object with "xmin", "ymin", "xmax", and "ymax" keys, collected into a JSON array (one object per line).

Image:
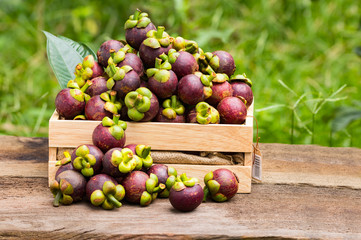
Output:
[{"xmin": 51, "ymin": 9, "xmax": 250, "ymax": 211}]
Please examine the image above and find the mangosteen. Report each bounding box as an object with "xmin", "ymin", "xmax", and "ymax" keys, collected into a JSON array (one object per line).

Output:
[
  {"xmin": 203, "ymin": 168, "xmax": 239, "ymax": 202},
  {"xmin": 169, "ymin": 173, "xmax": 204, "ymax": 212},
  {"xmin": 217, "ymin": 97, "xmax": 247, "ymax": 124},
  {"xmin": 97, "ymin": 40, "xmax": 124, "ymax": 68},
  {"xmin": 124, "ymin": 9, "xmax": 156, "ymax": 50},
  {"xmin": 124, "ymin": 87, "xmax": 159, "ymax": 122},
  {"xmin": 146, "ymin": 56, "xmax": 178, "ymax": 99},
  {"xmin": 124, "ymin": 144, "xmax": 153, "ymax": 169},
  {"xmin": 86, "ymin": 76, "xmax": 108, "ymax": 97},
  {"xmin": 73, "ymin": 55, "xmax": 104, "ymax": 87},
  {"xmin": 71, "ymin": 144, "xmax": 104, "ymax": 178},
  {"xmin": 55, "ymin": 80, "xmax": 91, "ymax": 120},
  {"xmin": 177, "ymin": 72, "xmax": 214, "ymax": 106},
  {"xmin": 118, "ymin": 52, "xmax": 144, "ymax": 77},
  {"xmin": 105, "ymin": 59, "xmax": 141, "ymax": 99},
  {"xmin": 147, "ymin": 164, "xmax": 177, "ymax": 198},
  {"xmin": 187, "ymin": 102, "xmax": 220, "ymax": 124},
  {"xmin": 86, "ymin": 174, "xmax": 125, "ymax": 210},
  {"xmin": 206, "ymin": 73, "xmax": 233, "ymax": 107},
  {"xmin": 92, "ymin": 115, "xmax": 127, "ymax": 153},
  {"xmin": 139, "ymin": 26, "xmax": 172, "ymax": 68},
  {"xmin": 207, "ymin": 50, "xmax": 236, "ymax": 77},
  {"xmin": 168, "ymin": 49, "xmax": 198, "ymax": 79},
  {"xmin": 55, "ymin": 151, "xmax": 74, "ymax": 179},
  {"xmin": 122, "ymin": 171, "xmax": 165, "ymax": 206},
  {"xmin": 230, "ymin": 74, "xmax": 253, "ymax": 108},
  {"xmin": 155, "ymin": 95, "xmax": 185, "ymax": 123},
  {"xmin": 85, "ymin": 90, "xmax": 122, "ymax": 120},
  {"xmin": 50, "ymin": 170, "xmax": 86, "ymax": 207},
  {"xmin": 102, "ymin": 148, "xmax": 124, "ymax": 179},
  {"xmin": 103, "ymin": 148, "xmax": 142, "ymax": 176}
]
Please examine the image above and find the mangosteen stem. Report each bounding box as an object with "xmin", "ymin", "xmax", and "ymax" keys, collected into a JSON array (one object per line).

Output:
[
  {"xmin": 109, "ymin": 64, "xmax": 118, "ymax": 77},
  {"xmin": 155, "ymin": 26, "xmax": 165, "ymax": 39},
  {"xmin": 113, "ymin": 114, "xmax": 120, "ymax": 125},
  {"xmin": 154, "ymin": 58, "xmax": 162, "ymax": 69},
  {"xmin": 107, "ymin": 194, "xmax": 122, "ymax": 208},
  {"xmin": 110, "ymin": 90, "xmax": 117, "ymax": 103},
  {"xmin": 80, "ymin": 80, "xmax": 92, "ymax": 93},
  {"xmin": 53, "ymin": 191, "xmax": 62, "ymax": 207},
  {"xmin": 134, "ymin": 9, "xmax": 141, "ymax": 20}
]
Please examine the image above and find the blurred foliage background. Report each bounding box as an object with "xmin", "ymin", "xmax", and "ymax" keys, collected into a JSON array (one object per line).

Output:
[{"xmin": 0, "ymin": 0, "xmax": 360, "ymax": 147}]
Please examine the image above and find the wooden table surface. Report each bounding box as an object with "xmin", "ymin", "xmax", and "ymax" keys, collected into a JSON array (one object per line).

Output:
[{"xmin": 0, "ymin": 135, "xmax": 360, "ymax": 239}]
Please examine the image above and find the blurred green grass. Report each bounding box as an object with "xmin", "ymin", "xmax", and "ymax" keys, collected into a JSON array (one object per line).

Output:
[{"xmin": 0, "ymin": 0, "xmax": 360, "ymax": 147}]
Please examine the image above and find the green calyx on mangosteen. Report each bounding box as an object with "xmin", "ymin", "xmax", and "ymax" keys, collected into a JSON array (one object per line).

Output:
[
  {"xmin": 187, "ymin": 101, "xmax": 220, "ymax": 124},
  {"xmin": 147, "ymin": 164, "xmax": 178, "ymax": 198},
  {"xmin": 160, "ymin": 95, "xmax": 185, "ymax": 120},
  {"xmin": 124, "ymin": 87, "xmax": 159, "ymax": 121},
  {"xmin": 73, "ymin": 55, "xmax": 104, "ymax": 88},
  {"xmin": 72, "ymin": 145, "xmax": 103, "ymax": 177},
  {"xmin": 109, "ymin": 148, "xmax": 141, "ymax": 174}
]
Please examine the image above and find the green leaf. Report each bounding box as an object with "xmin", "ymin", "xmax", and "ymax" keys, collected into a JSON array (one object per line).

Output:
[
  {"xmin": 58, "ymin": 35, "xmax": 97, "ymax": 60},
  {"xmin": 332, "ymin": 107, "xmax": 361, "ymax": 132},
  {"xmin": 43, "ymin": 31, "xmax": 84, "ymax": 89}
]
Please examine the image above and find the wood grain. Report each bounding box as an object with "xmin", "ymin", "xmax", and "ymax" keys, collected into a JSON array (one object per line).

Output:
[{"xmin": 2, "ymin": 136, "xmax": 361, "ymax": 239}]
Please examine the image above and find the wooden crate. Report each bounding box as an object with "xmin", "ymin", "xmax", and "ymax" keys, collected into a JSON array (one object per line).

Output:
[{"xmin": 49, "ymin": 103, "xmax": 254, "ymax": 193}]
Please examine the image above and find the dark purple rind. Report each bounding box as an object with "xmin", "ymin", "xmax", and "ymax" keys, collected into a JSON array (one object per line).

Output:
[
  {"xmin": 55, "ymin": 88, "xmax": 85, "ymax": 120},
  {"xmin": 92, "ymin": 124, "xmax": 126, "ymax": 153},
  {"xmin": 55, "ymin": 163, "xmax": 74, "ymax": 179},
  {"xmin": 148, "ymin": 70, "xmax": 178, "ymax": 99},
  {"xmin": 71, "ymin": 144, "xmax": 104, "ymax": 176},
  {"xmin": 206, "ymin": 81, "xmax": 233, "ymax": 107},
  {"xmin": 212, "ymin": 168, "xmax": 239, "ymax": 200},
  {"xmin": 84, "ymin": 95, "xmax": 112, "ymax": 121},
  {"xmin": 169, "ymin": 184, "xmax": 204, "ymax": 212},
  {"xmin": 121, "ymin": 171, "xmax": 149, "ymax": 203},
  {"xmin": 231, "ymin": 82, "xmax": 253, "ymax": 108},
  {"xmin": 139, "ymin": 44, "xmax": 172, "ymax": 69},
  {"xmin": 56, "ymin": 170, "xmax": 86, "ymax": 203},
  {"xmin": 146, "ymin": 164, "xmax": 169, "ymax": 184},
  {"xmin": 117, "ymin": 53, "xmax": 144, "ymax": 77},
  {"xmin": 186, "ymin": 108, "xmax": 197, "ymax": 123},
  {"xmin": 140, "ymin": 93, "xmax": 159, "ymax": 122},
  {"xmin": 113, "ymin": 70, "xmax": 141, "ymax": 100},
  {"xmin": 212, "ymin": 50, "xmax": 236, "ymax": 77},
  {"xmin": 85, "ymin": 173, "xmax": 118, "ymax": 201},
  {"xmin": 217, "ymin": 97, "xmax": 247, "ymax": 124},
  {"xmin": 177, "ymin": 74, "xmax": 205, "ymax": 106},
  {"xmin": 125, "ymin": 23, "xmax": 156, "ymax": 50},
  {"xmin": 102, "ymin": 148, "xmax": 126, "ymax": 179},
  {"xmin": 97, "ymin": 40, "xmax": 124, "ymax": 68},
  {"xmin": 171, "ymin": 52, "xmax": 198, "ymax": 79},
  {"xmin": 155, "ymin": 107, "xmax": 185, "ymax": 123},
  {"xmin": 91, "ymin": 62, "xmax": 104, "ymax": 79},
  {"xmin": 86, "ymin": 77, "xmax": 108, "ymax": 97}
]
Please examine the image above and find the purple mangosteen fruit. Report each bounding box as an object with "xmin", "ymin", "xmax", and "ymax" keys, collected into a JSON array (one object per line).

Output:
[
  {"xmin": 169, "ymin": 173, "xmax": 204, "ymax": 212},
  {"xmin": 55, "ymin": 80, "xmax": 91, "ymax": 120},
  {"xmin": 217, "ymin": 97, "xmax": 247, "ymax": 124},
  {"xmin": 155, "ymin": 95, "xmax": 185, "ymax": 123},
  {"xmin": 147, "ymin": 56, "xmax": 178, "ymax": 99},
  {"xmin": 124, "ymin": 9, "xmax": 157, "ymax": 50},
  {"xmin": 85, "ymin": 91, "xmax": 122, "ymax": 120},
  {"xmin": 208, "ymin": 50, "xmax": 236, "ymax": 77},
  {"xmin": 147, "ymin": 164, "xmax": 177, "ymax": 198},
  {"xmin": 85, "ymin": 76, "xmax": 108, "ymax": 97},
  {"xmin": 71, "ymin": 144, "xmax": 104, "ymax": 178},
  {"xmin": 124, "ymin": 87, "xmax": 159, "ymax": 122},
  {"xmin": 139, "ymin": 26, "xmax": 172, "ymax": 68},
  {"xmin": 187, "ymin": 101, "xmax": 220, "ymax": 124},
  {"xmin": 73, "ymin": 55, "xmax": 104, "ymax": 87},
  {"xmin": 168, "ymin": 49, "xmax": 198, "ymax": 79},
  {"xmin": 92, "ymin": 115, "xmax": 127, "ymax": 152},
  {"xmin": 105, "ymin": 58, "xmax": 141, "ymax": 99},
  {"xmin": 124, "ymin": 144, "xmax": 153, "ymax": 169},
  {"xmin": 55, "ymin": 151, "xmax": 74, "ymax": 179},
  {"xmin": 50, "ymin": 170, "xmax": 86, "ymax": 207},
  {"xmin": 101, "ymin": 148, "xmax": 123, "ymax": 179},
  {"xmin": 118, "ymin": 52, "xmax": 144, "ymax": 77},
  {"xmin": 86, "ymin": 174, "xmax": 125, "ymax": 210},
  {"xmin": 230, "ymin": 74, "xmax": 253, "ymax": 108},
  {"xmin": 122, "ymin": 171, "xmax": 165, "ymax": 206},
  {"xmin": 97, "ymin": 40, "xmax": 124, "ymax": 68},
  {"xmin": 206, "ymin": 74, "xmax": 233, "ymax": 107},
  {"xmin": 172, "ymin": 36, "xmax": 199, "ymax": 54},
  {"xmin": 203, "ymin": 168, "xmax": 239, "ymax": 202},
  {"xmin": 102, "ymin": 148, "xmax": 142, "ymax": 177},
  {"xmin": 177, "ymin": 72, "xmax": 214, "ymax": 106}
]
